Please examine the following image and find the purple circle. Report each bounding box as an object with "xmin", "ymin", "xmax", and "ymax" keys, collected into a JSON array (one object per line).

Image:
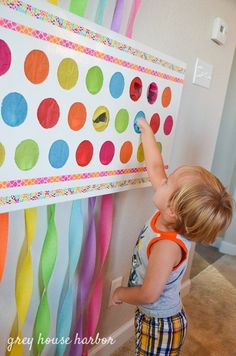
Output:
[
  {"xmin": 164, "ymin": 115, "xmax": 173, "ymax": 135},
  {"xmin": 0, "ymin": 40, "xmax": 11, "ymax": 76},
  {"xmin": 99, "ymin": 141, "xmax": 115, "ymax": 165}
]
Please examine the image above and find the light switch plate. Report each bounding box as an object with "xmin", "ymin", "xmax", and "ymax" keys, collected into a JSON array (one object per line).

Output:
[{"xmin": 193, "ymin": 58, "xmax": 213, "ymax": 88}]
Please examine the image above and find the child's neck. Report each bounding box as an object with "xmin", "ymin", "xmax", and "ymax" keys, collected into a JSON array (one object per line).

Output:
[{"xmin": 156, "ymin": 211, "xmax": 175, "ymax": 232}]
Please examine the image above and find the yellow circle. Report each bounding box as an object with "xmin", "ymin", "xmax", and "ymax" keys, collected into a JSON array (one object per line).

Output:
[
  {"xmin": 92, "ymin": 106, "xmax": 110, "ymax": 132},
  {"xmin": 137, "ymin": 143, "xmax": 144, "ymax": 162},
  {"xmin": 57, "ymin": 58, "xmax": 79, "ymax": 90},
  {"xmin": 0, "ymin": 143, "xmax": 5, "ymax": 167}
]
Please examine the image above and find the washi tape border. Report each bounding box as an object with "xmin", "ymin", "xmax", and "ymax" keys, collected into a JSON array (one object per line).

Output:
[{"xmin": 1, "ymin": 0, "xmax": 185, "ymax": 74}]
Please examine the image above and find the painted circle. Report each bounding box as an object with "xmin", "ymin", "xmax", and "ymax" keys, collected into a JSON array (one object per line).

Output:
[
  {"xmin": 99, "ymin": 141, "xmax": 115, "ymax": 165},
  {"xmin": 92, "ymin": 106, "xmax": 109, "ymax": 132},
  {"xmin": 109, "ymin": 72, "xmax": 125, "ymax": 98},
  {"xmin": 115, "ymin": 109, "xmax": 129, "ymax": 133},
  {"xmin": 147, "ymin": 82, "xmax": 158, "ymax": 104},
  {"xmin": 15, "ymin": 139, "xmax": 39, "ymax": 170},
  {"xmin": 68, "ymin": 102, "xmax": 87, "ymax": 131},
  {"xmin": 37, "ymin": 98, "xmax": 60, "ymax": 128},
  {"xmin": 137, "ymin": 143, "xmax": 144, "ymax": 163},
  {"xmin": 1, "ymin": 92, "xmax": 27, "ymax": 127},
  {"xmin": 57, "ymin": 58, "xmax": 78, "ymax": 90},
  {"xmin": 130, "ymin": 77, "xmax": 142, "ymax": 101},
  {"xmin": 150, "ymin": 113, "xmax": 160, "ymax": 134},
  {"xmin": 134, "ymin": 111, "xmax": 145, "ymax": 133},
  {"xmin": 0, "ymin": 143, "xmax": 5, "ymax": 167},
  {"xmin": 162, "ymin": 87, "xmax": 172, "ymax": 107},
  {"xmin": 76, "ymin": 140, "xmax": 93, "ymax": 167},
  {"xmin": 164, "ymin": 115, "xmax": 173, "ymax": 135},
  {"xmin": 120, "ymin": 141, "xmax": 133, "ymax": 164},
  {"xmin": 24, "ymin": 50, "xmax": 49, "ymax": 84},
  {"xmin": 0, "ymin": 39, "xmax": 11, "ymax": 76},
  {"xmin": 86, "ymin": 66, "xmax": 103, "ymax": 94},
  {"xmin": 49, "ymin": 140, "xmax": 69, "ymax": 168}
]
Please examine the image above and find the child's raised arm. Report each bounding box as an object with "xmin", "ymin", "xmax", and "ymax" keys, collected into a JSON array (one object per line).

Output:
[{"xmin": 137, "ymin": 118, "xmax": 167, "ymax": 190}]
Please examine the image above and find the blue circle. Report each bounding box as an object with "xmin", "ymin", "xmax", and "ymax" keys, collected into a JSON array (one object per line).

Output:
[
  {"xmin": 49, "ymin": 140, "xmax": 69, "ymax": 168},
  {"xmin": 134, "ymin": 111, "xmax": 146, "ymax": 133},
  {"xmin": 109, "ymin": 72, "xmax": 125, "ymax": 99},
  {"xmin": 1, "ymin": 92, "xmax": 28, "ymax": 127}
]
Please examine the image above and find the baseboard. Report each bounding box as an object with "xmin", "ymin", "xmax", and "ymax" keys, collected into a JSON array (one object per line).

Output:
[
  {"xmin": 89, "ymin": 279, "xmax": 191, "ymax": 356},
  {"xmin": 211, "ymin": 237, "xmax": 223, "ymax": 249},
  {"xmin": 219, "ymin": 240, "xmax": 236, "ymax": 255}
]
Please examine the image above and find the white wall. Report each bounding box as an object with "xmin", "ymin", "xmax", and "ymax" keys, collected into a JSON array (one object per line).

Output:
[{"xmin": 1, "ymin": 0, "xmax": 236, "ymax": 355}]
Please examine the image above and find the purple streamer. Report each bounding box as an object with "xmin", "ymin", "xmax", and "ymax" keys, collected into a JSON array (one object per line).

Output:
[
  {"xmin": 111, "ymin": 0, "xmax": 125, "ymax": 32},
  {"xmin": 70, "ymin": 197, "xmax": 97, "ymax": 356}
]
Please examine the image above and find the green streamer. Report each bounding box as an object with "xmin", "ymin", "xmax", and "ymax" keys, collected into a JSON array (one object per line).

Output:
[
  {"xmin": 33, "ymin": 205, "xmax": 58, "ymax": 355},
  {"xmin": 69, "ymin": 0, "xmax": 89, "ymax": 16}
]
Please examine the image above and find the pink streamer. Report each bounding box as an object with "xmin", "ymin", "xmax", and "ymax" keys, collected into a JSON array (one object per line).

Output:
[
  {"xmin": 111, "ymin": 0, "xmax": 125, "ymax": 32},
  {"xmin": 125, "ymin": 0, "xmax": 141, "ymax": 38}
]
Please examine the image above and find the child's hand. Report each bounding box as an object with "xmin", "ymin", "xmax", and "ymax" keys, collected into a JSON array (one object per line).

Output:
[
  {"xmin": 112, "ymin": 287, "xmax": 123, "ymax": 305},
  {"xmin": 137, "ymin": 117, "xmax": 151, "ymax": 133}
]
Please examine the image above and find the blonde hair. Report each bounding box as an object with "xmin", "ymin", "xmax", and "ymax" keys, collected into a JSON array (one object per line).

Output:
[{"xmin": 170, "ymin": 166, "xmax": 234, "ymax": 244}]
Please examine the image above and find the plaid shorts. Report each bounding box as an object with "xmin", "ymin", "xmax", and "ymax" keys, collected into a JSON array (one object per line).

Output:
[{"xmin": 135, "ymin": 308, "xmax": 187, "ymax": 356}]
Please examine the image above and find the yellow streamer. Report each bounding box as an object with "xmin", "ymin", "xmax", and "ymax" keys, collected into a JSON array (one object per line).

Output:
[
  {"xmin": 48, "ymin": 0, "xmax": 58, "ymax": 4},
  {"xmin": 7, "ymin": 208, "xmax": 37, "ymax": 356}
]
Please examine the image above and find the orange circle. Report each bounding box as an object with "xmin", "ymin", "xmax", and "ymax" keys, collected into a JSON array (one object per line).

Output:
[
  {"xmin": 120, "ymin": 141, "xmax": 133, "ymax": 164},
  {"xmin": 24, "ymin": 50, "xmax": 49, "ymax": 84},
  {"xmin": 161, "ymin": 87, "xmax": 172, "ymax": 107},
  {"xmin": 68, "ymin": 102, "xmax": 87, "ymax": 131}
]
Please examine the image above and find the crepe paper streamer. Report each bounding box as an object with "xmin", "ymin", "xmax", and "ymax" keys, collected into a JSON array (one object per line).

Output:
[
  {"xmin": 111, "ymin": 0, "xmax": 125, "ymax": 32},
  {"xmin": 125, "ymin": 0, "xmax": 141, "ymax": 38},
  {"xmin": 70, "ymin": 0, "xmax": 89, "ymax": 17},
  {"xmin": 48, "ymin": 0, "xmax": 58, "ymax": 4},
  {"xmin": 70, "ymin": 197, "xmax": 96, "ymax": 356},
  {"xmin": 95, "ymin": 0, "xmax": 109, "ymax": 25},
  {"xmin": 7, "ymin": 208, "xmax": 37, "ymax": 356},
  {"xmin": 56, "ymin": 200, "xmax": 84, "ymax": 356},
  {"xmin": 33, "ymin": 205, "xmax": 58, "ymax": 355},
  {"xmin": 0, "ymin": 213, "xmax": 9, "ymax": 282},
  {"xmin": 83, "ymin": 194, "xmax": 113, "ymax": 355}
]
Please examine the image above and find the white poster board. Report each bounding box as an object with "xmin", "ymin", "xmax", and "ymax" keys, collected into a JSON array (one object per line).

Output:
[{"xmin": 0, "ymin": 0, "xmax": 186, "ymax": 212}]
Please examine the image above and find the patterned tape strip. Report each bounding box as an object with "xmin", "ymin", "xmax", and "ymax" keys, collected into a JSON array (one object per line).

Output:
[
  {"xmin": 1, "ymin": 0, "xmax": 185, "ymax": 73},
  {"xmin": 0, "ymin": 18, "xmax": 184, "ymax": 83},
  {"xmin": 0, "ymin": 167, "xmax": 148, "ymax": 189},
  {"xmin": 0, "ymin": 177, "xmax": 150, "ymax": 207}
]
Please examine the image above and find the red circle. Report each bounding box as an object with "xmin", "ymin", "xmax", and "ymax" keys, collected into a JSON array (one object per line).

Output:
[
  {"xmin": 129, "ymin": 77, "xmax": 142, "ymax": 101},
  {"xmin": 76, "ymin": 140, "xmax": 93, "ymax": 166},
  {"xmin": 99, "ymin": 141, "xmax": 115, "ymax": 165},
  {"xmin": 37, "ymin": 98, "xmax": 60, "ymax": 128},
  {"xmin": 150, "ymin": 113, "xmax": 160, "ymax": 134}
]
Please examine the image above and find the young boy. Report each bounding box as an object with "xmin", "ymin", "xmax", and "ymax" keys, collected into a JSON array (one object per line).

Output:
[{"xmin": 112, "ymin": 118, "xmax": 233, "ymax": 355}]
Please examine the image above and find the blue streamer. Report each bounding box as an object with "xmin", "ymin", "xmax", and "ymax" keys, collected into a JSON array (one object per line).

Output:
[{"xmin": 95, "ymin": 0, "xmax": 109, "ymax": 25}]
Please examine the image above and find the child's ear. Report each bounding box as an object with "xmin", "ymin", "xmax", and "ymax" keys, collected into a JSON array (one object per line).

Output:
[{"xmin": 167, "ymin": 205, "xmax": 176, "ymax": 220}]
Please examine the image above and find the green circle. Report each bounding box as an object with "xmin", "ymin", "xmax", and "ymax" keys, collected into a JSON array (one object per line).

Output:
[
  {"xmin": 0, "ymin": 143, "xmax": 5, "ymax": 167},
  {"xmin": 157, "ymin": 141, "xmax": 162, "ymax": 153},
  {"xmin": 15, "ymin": 139, "xmax": 39, "ymax": 170},
  {"xmin": 86, "ymin": 66, "xmax": 103, "ymax": 94},
  {"xmin": 57, "ymin": 58, "xmax": 79, "ymax": 90},
  {"xmin": 115, "ymin": 109, "xmax": 129, "ymax": 133}
]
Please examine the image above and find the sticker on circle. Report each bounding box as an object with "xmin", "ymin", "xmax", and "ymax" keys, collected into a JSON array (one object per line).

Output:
[
  {"xmin": 57, "ymin": 58, "xmax": 78, "ymax": 90},
  {"xmin": 15, "ymin": 139, "xmax": 39, "ymax": 170},
  {"xmin": 0, "ymin": 143, "xmax": 5, "ymax": 167},
  {"xmin": 147, "ymin": 83, "xmax": 158, "ymax": 104},
  {"xmin": 100, "ymin": 141, "xmax": 115, "ymax": 165},
  {"xmin": 68, "ymin": 102, "xmax": 87, "ymax": 131},
  {"xmin": 162, "ymin": 87, "xmax": 172, "ymax": 107},
  {"xmin": 134, "ymin": 111, "xmax": 145, "ymax": 133},
  {"xmin": 0, "ymin": 39, "xmax": 11, "ymax": 76},
  {"xmin": 76, "ymin": 140, "xmax": 93, "ymax": 167},
  {"xmin": 150, "ymin": 113, "xmax": 160, "ymax": 134},
  {"xmin": 49, "ymin": 140, "xmax": 69, "ymax": 168},
  {"xmin": 109, "ymin": 72, "xmax": 125, "ymax": 98},
  {"xmin": 137, "ymin": 143, "xmax": 144, "ymax": 163},
  {"xmin": 164, "ymin": 115, "xmax": 173, "ymax": 135},
  {"xmin": 86, "ymin": 66, "xmax": 103, "ymax": 94},
  {"xmin": 130, "ymin": 77, "xmax": 142, "ymax": 101},
  {"xmin": 93, "ymin": 106, "xmax": 109, "ymax": 132},
  {"xmin": 115, "ymin": 109, "xmax": 129, "ymax": 133},
  {"xmin": 1, "ymin": 92, "xmax": 27, "ymax": 127},
  {"xmin": 24, "ymin": 50, "xmax": 49, "ymax": 84},
  {"xmin": 37, "ymin": 98, "xmax": 60, "ymax": 128},
  {"xmin": 120, "ymin": 141, "xmax": 133, "ymax": 164}
]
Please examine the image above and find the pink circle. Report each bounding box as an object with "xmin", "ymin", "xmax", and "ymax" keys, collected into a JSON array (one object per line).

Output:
[
  {"xmin": 99, "ymin": 141, "xmax": 115, "ymax": 165},
  {"xmin": 0, "ymin": 40, "xmax": 11, "ymax": 76},
  {"xmin": 164, "ymin": 115, "xmax": 173, "ymax": 135}
]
